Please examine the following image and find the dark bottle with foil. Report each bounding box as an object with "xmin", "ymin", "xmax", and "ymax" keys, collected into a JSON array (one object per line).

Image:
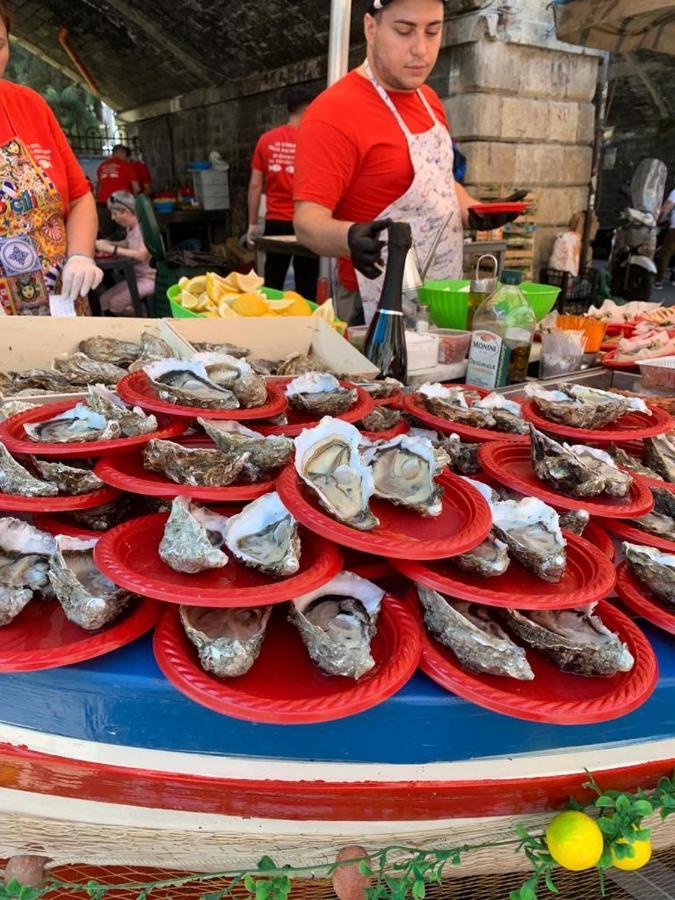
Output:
[{"xmin": 364, "ymin": 221, "xmax": 410, "ymax": 383}]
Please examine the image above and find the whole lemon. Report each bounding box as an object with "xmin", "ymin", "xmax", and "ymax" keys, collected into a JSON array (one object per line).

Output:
[
  {"xmin": 545, "ymin": 811, "xmax": 604, "ymax": 872},
  {"xmin": 611, "ymin": 833, "xmax": 652, "ymax": 871}
]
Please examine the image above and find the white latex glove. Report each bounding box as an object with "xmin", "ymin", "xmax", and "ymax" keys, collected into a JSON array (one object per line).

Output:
[
  {"xmin": 61, "ymin": 254, "xmax": 104, "ymax": 302},
  {"xmin": 245, "ymin": 224, "xmax": 262, "ymax": 248}
]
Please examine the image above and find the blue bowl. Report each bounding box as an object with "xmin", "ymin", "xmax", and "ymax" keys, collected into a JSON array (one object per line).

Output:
[{"xmin": 188, "ymin": 161, "xmax": 211, "ymax": 171}]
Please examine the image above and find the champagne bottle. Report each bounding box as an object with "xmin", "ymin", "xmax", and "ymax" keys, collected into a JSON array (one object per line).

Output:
[{"xmin": 364, "ymin": 221, "xmax": 410, "ymax": 383}]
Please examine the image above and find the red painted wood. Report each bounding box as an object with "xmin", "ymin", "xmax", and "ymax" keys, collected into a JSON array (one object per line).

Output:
[{"xmin": 0, "ymin": 741, "xmax": 672, "ymax": 821}]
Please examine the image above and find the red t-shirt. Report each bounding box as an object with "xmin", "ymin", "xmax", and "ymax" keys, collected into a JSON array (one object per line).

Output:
[
  {"xmin": 294, "ymin": 70, "xmax": 450, "ymax": 290},
  {"xmin": 0, "ymin": 81, "xmax": 89, "ymax": 216},
  {"xmin": 134, "ymin": 160, "xmax": 152, "ymax": 190},
  {"xmin": 251, "ymin": 123, "xmax": 298, "ymax": 221},
  {"xmin": 96, "ymin": 157, "xmax": 138, "ymax": 203}
]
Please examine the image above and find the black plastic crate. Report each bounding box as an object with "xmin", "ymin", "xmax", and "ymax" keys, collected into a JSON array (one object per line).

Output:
[{"xmin": 539, "ymin": 267, "xmax": 600, "ymax": 315}]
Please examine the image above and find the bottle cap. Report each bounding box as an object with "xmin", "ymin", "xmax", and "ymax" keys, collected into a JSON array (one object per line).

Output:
[{"xmin": 500, "ymin": 269, "xmax": 523, "ymax": 285}]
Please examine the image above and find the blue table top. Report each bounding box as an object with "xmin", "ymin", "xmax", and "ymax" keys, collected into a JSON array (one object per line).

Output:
[{"xmin": 0, "ymin": 617, "xmax": 673, "ymax": 765}]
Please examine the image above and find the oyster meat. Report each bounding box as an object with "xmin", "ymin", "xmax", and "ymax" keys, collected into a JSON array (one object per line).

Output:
[
  {"xmin": 295, "ymin": 417, "xmax": 379, "ymax": 531},
  {"xmin": 48, "ymin": 536, "xmax": 132, "ymax": 630},
  {"xmin": 358, "ymin": 406, "xmax": 402, "ymax": 433},
  {"xmin": 419, "ymin": 383, "xmax": 494, "ymax": 428},
  {"xmin": 0, "ymin": 443, "xmax": 59, "ymax": 496},
  {"xmin": 144, "ymin": 439, "xmax": 251, "ymax": 488},
  {"xmin": 286, "ymin": 372, "xmax": 357, "ymax": 417},
  {"xmin": 362, "ymin": 434, "xmax": 448, "ymax": 516},
  {"xmin": 609, "ymin": 445, "xmax": 661, "ymax": 480},
  {"xmin": 225, "ymin": 492, "xmax": 301, "ymax": 577},
  {"xmin": 525, "ymin": 383, "xmax": 649, "ymax": 429},
  {"xmin": 624, "ymin": 542, "xmax": 675, "ymax": 604},
  {"xmin": 86, "ymin": 387, "xmax": 158, "ymax": 437},
  {"xmin": 501, "ymin": 606, "xmax": 634, "ymax": 676},
  {"xmin": 558, "ymin": 509, "xmax": 590, "ymax": 536},
  {"xmin": 437, "ymin": 433, "xmax": 480, "ymax": 476},
  {"xmin": 127, "ymin": 332, "xmax": 175, "ymax": 372},
  {"xmin": 192, "ymin": 352, "xmax": 268, "ymax": 408},
  {"xmin": 180, "ymin": 605, "xmax": 271, "ymax": 677},
  {"xmin": 491, "ymin": 496, "xmax": 567, "ymax": 583},
  {"xmin": 0, "ymin": 517, "xmax": 55, "ymax": 625},
  {"xmin": 53, "ymin": 352, "xmax": 128, "ymax": 386},
  {"xmin": 418, "ymin": 586, "xmax": 534, "ymax": 680},
  {"xmin": 159, "ymin": 497, "xmax": 229, "ymax": 574},
  {"xmin": 144, "ymin": 359, "xmax": 239, "ymax": 410},
  {"xmin": 643, "ymin": 434, "xmax": 675, "ymax": 482},
  {"xmin": 31, "ymin": 459, "xmax": 104, "ymax": 496},
  {"xmin": 570, "ymin": 445, "xmax": 633, "ymax": 498},
  {"xmin": 79, "ymin": 337, "xmax": 141, "ymax": 367},
  {"xmin": 473, "ymin": 393, "xmax": 529, "ymax": 435},
  {"xmin": 530, "ymin": 426, "xmax": 607, "ymax": 498},
  {"xmin": 290, "ymin": 571, "xmax": 383, "ymax": 678},
  {"xmin": 23, "ymin": 403, "xmax": 122, "ymax": 444},
  {"xmin": 198, "ymin": 419, "xmax": 293, "ymax": 480}
]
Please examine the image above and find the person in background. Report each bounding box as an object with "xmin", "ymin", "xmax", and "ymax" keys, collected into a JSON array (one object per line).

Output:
[
  {"xmin": 246, "ymin": 86, "xmax": 319, "ymax": 299},
  {"xmin": 95, "ymin": 144, "xmax": 139, "ymax": 236},
  {"xmin": 656, "ymin": 185, "xmax": 675, "ymax": 289},
  {"xmin": 95, "ymin": 191, "xmax": 155, "ymax": 316},
  {"xmin": 0, "ymin": 1, "xmax": 102, "ymax": 314},
  {"xmin": 129, "ymin": 148, "xmax": 152, "ymax": 196}
]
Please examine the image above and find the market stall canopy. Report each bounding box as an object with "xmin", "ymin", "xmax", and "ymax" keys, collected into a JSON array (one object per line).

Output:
[{"xmin": 553, "ymin": 0, "xmax": 675, "ymax": 54}]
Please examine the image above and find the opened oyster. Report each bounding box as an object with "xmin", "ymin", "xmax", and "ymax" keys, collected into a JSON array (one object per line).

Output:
[
  {"xmin": 144, "ymin": 439, "xmax": 251, "ymax": 488},
  {"xmin": 362, "ymin": 435, "xmax": 447, "ymax": 516},
  {"xmin": 295, "ymin": 418, "xmax": 378, "ymax": 531},
  {"xmin": 491, "ymin": 496, "xmax": 567, "ymax": 582},
  {"xmin": 128, "ymin": 332, "xmax": 175, "ymax": 372},
  {"xmin": 198, "ymin": 420, "xmax": 293, "ymax": 480},
  {"xmin": 144, "ymin": 359, "xmax": 239, "ymax": 410},
  {"xmin": 501, "ymin": 606, "xmax": 634, "ymax": 676},
  {"xmin": 525, "ymin": 383, "xmax": 649, "ymax": 429},
  {"xmin": 530, "ymin": 427, "xmax": 607, "ymax": 498},
  {"xmin": 48, "ymin": 536, "xmax": 131, "ymax": 630},
  {"xmin": 79, "ymin": 337, "xmax": 141, "ymax": 367},
  {"xmin": 180, "ymin": 605, "xmax": 271, "ymax": 677},
  {"xmin": 53, "ymin": 352, "xmax": 127, "ymax": 387},
  {"xmin": 24, "ymin": 403, "xmax": 122, "ymax": 444},
  {"xmin": 453, "ymin": 533, "xmax": 510, "ymax": 578},
  {"xmin": 419, "ymin": 383, "xmax": 494, "ymax": 428},
  {"xmin": 0, "ymin": 518, "xmax": 55, "ymax": 625},
  {"xmin": 643, "ymin": 434, "xmax": 675, "ymax": 483},
  {"xmin": 624, "ymin": 542, "xmax": 675, "ymax": 604},
  {"xmin": 558, "ymin": 509, "xmax": 590, "ymax": 536},
  {"xmin": 290, "ymin": 571, "xmax": 383, "ymax": 678},
  {"xmin": 286, "ymin": 373, "xmax": 357, "ymax": 417},
  {"xmin": 0, "ymin": 443, "xmax": 58, "ymax": 496},
  {"xmin": 86, "ymin": 387, "xmax": 158, "ymax": 437},
  {"xmin": 31, "ymin": 459, "xmax": 104, "ymax": 496},
  {"xmin": 159, "ymin": 498, "xmax": 229, "ymax": 574},
  {"xmin": 473, "ymin": 393, "xmax": 529, "ymax": 435},
  {"xmin": 418, "ymin": 586, "xmax": 533, "ymax": 680},
  {"xmin": 631, "ymin": 489, "xmax": 675, "ymax": 542},
  {"xmin": 226, "ymin": 492, "xmax": 301, "ymax": 577},
  {"xmin": 191, "ymin": 352, "xmax": 268, "ymax": 408},
  {"xmin": 358, "ymin": 406, "xmax": 402, "ymax": 433},
  {"xmin": 437, "ymin": 433, "xmax": 480, "ymax": 476},
  {"xmin": 570, "ymin": 445, "xmax": 633, "ymax": 498}
]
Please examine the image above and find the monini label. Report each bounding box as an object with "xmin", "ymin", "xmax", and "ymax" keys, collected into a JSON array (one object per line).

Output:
[{"xmin": 465, "ymin": 329, "xmax": 511, "ymax": 389}]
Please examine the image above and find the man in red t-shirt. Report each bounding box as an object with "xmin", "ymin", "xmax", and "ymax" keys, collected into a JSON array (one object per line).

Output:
[
  {"xmin": 293, "ymin": 0, "xmax": 522, "ymax": 324},
  {"xmin": 247, "ymin": 87, "xmax": 319, "ymax": 299}
]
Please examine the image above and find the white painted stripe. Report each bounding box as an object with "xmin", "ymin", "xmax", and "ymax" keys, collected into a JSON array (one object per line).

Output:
[{"xmin": 1, "ymin": 723, "xmax": 674, "ymax": 784}]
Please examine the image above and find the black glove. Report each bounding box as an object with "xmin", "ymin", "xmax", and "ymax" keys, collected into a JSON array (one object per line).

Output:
[
  {"xmin": 348, "ymin": 218, "xmax": 393, "ymax": 280},
  {"xmin": 468, "ymin": 190, "xmax": 529, "ymax": 231}
]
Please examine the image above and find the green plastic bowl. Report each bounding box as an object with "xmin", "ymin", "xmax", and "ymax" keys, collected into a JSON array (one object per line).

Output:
[
  {"xmin": 167, "ymin": 283, "xmax": 307, "ymax": 318},
  {"xmin": 418, "ymin": 279, "xmax": 561, "ymax": 329},
  {"xmin": 520, "ymin": 283, "xmax": 561, "ymax": 321}
]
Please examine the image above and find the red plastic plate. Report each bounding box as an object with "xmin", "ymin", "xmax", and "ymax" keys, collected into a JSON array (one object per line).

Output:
[
  {"xmin": 359, "ymin": 418, "xmax": 410, "ymax": 443},
  {"xmin": 391, "ymin": 531, "xmax": 616, "ymax": 610},
  {"xmin": 374, "ymin": 391, "xmax": 404, "ymax": 409},
  {"xmin": 522, "ymin": 399, "xmax": 672, "ymax": 443},
  {"xmin": 407, "ymin": 589, "xmax": 658, "ymax": 725},
  {"xmin": 479, "ymin": 442, "xmax": 654, "ymax": 518},
  {"xmin": 0, "ymin": 401, "xmax": 187, "ymax": 459},
  {"xmin": 601, "ymin": 349, "xmax": 639, "ymax": 372},
  {"xmin": 94, "ymin": 513, "xmax": 343, "ymax": 607},
  {"xmin": 584, "ymin": 521, "xmax": 616, "ymax": 562},
  {"xmin": 605, "ymin": 323, "xmax": 637, "ymax": 337},
  {"xmin": 596, "ymin": 517, "xmax": 675, "ymax": 554},
  {"xmin": 616, "ymin": 561, "xmax": 675, "ymax": 636},
  {"xmin": 94, "ymin": 451, "xmax": 275, "ymax": 502},
  {"xmin": 469, "ymin": 202, "xmax": 529, "ymax": 216},
  {"xmin": 0, "ymin": 485, "xmax": 118, "ymax": 513},
  {"xmin": 0, "ymin": 597, "xmax": 160, "ymax": 673},
  {"xmin": 153, "ymin": 597, "xmax": 421, "ymax": 724},
  {"xmin": 33, "ymin": 513, "xmax": 100, "ymax": 539},
  {"xmin": 116, "ymin": 371, "xmax": 289, "ymax": 421},
  {"xmin": 343, "ymin": 549, "xmax": 395, "ymax": 581},
  {"xmin": 277, "ymin": 467, "xmax": 492, "ymax": 560},
  {"xmin": 254, "ymin": 381, "xmax": 374, "ymax": 438},
  {"xmin": 403, "ymin": 388, "xmax": 530, "ymax": 444}
]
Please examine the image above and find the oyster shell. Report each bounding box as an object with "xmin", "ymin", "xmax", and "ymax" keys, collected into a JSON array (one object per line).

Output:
[
  {"xmin": 192, "ymin": 342, "xmax": 251, "ymax": 359},
  {"xmin": 180, "ymin": 605, "xmax": 271, "ymax": 677},
  {"xmin": 362, "ymin": 435, "xmax": 447, "ymax": 516},
  {"xmin": 127, "ymin": 332, "xmax": 175, "ymax": 372},
  {"xmin": 79, "ymin": 337, "xmax": 141, "ymax": 367},
  {"xmin": 86, "ymin": 387, "xmax": 158, "ymax": 437},
  {"xmin": 53, "ymin": 352, "xmax": 127, "ymax": 386},
  {"xmin": 70, "ymin": 496, "xmax": 134, "ymax": 531},
  {"xmin": 0, "ymin": 518, "xmax": 55, "ymax": 625},
  {"xmin": 525, "ymin": 383, "xmax": 649, "ymax": 429},
  {"xmin": 31, "ymin": 459, "xmax": 104, "ymax": 496},
  {"xmin": 277, "ymin": 352, "xmax": 330, "ymax": 377},
  {"xmin": 144, "ymin": 439, "xmax": 251, "ymax": 488},
  {"xmin": 473, "ymin": 393, "xmax": 529, "ymax": 435},
  {"xmin": 438, "ymin": 433, "xmax": 480, "ymax": 476},
  {"xmin": 286, "ymin": 373, "xmax": 357, "ymax": 417},
  {"xmin": 144, "ymin": 359, "xmax": 239, "ymax": 410},
  {"xmin": 643, "ymin": 434, "xmax": 675, "ymax": 483},
  {"xmin": 0, "ymin": 443, "xmax": 59, "ymax": 496},
  {"xmin": 418, "ymin": 586, "xmax": 534, "ymax": 679},
  {"xmin": 225, "ymin": 492, "xmax": 301, "ymax": 577},
  {"xmin": 3, "ymin": 368, "xmax": 77, "ymax": 394},
  {"xmin": 159, "ymin": 497, "xmax": 229, "ymax": 574},
  {"xmin": 48, "ymin": 536, "xmax": 131, "ymax": 630},
  {"xmin": 353, "ymin": 378, "xmax": 402, "ymax": 400},
  {"xmin": 558, "ymin": 509, "xmax": 590, "ymax": 536},
  {"xmin": 624, "ymin": 542, "xmax": 675, "ymax": 603},
  {"xmin": 501, "ymin": 606, "xmax": 634, "ymax": 676},
  {"xmin": 452, "ymin": 533, "xmax": 510, "ymax": 577},
  {"xmin": 609, "ymin": 445, "xmax": 662, "ymax": 480},
  {"xmin": 191, "ymin": 353, "xmax": 267, "ymax": 408},
  {"xmin": 290, "ymin": 571, "xmax": 383, "ymax": 678},
  {"xmin": 23, "ymin": 403, "xmax": 122, "ymax": 444},
  {"xmin": 0, "ymin": 400, "xmax": 34, "ymax": 421},
  {"xmin": 491, "ymin": 496, "xmax": 567, "ymax": 582},
  {"xmin": 530, "ymin": 426, "xmax": 607, "ymax": 498},
  {"xmin": 358, "ymin": 406, "xmax": 402, "ymax": 433},
  {"xmin": 419, "ymin": 383, "xmax": 494, "ymax": 428},
  {"xmin": 197, "ymin": 419, "xmax": 293, "ymax": 480},
  {"xmin": 570, "ymin": 445, "xmax": 633, "ymax": 498},
  {"xmin": 294, "ymin": 417, "xmax": 378, "ymax": 531}
]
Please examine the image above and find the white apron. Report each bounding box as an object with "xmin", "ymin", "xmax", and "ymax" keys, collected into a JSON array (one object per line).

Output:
[{"xmin": 356, "ymin": 61, "xmax": 463, "ymax": 325}]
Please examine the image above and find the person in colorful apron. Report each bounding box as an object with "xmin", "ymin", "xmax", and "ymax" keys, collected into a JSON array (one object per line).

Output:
[
  {"xmin": 0, "ymin": 1, "xmax": 102, "ymax": 315},
  {"xmin": 293, "ymin": 0, "xmax": 523, "ymax": 326}
]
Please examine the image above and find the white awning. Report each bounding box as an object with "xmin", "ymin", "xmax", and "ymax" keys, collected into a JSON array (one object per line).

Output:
[{"xmin": 553, "ymin": 0, "xmax": 675, "ymax": 54}]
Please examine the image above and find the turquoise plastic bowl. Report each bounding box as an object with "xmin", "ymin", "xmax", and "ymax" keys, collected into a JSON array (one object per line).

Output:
[{"xmin": 418, "ymin": 279, "xmax": 561, "ymax": 329}]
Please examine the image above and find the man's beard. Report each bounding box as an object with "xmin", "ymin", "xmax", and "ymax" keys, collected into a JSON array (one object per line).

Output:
[{"xmin": 370, "ymin": 44, "xmax": 419, "ymax": 91}]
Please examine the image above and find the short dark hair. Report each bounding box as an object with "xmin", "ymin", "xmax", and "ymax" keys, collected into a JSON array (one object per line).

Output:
[
  {"xmin": 112, "ymin": 144, "xmax": 127, "ymax": 155},
  {"xmin": 0, "ymin": 1, "xmax": 11, "ymax": 34},
  {"xmin": 287, "ymin": 86, "xmax": 315, "ymax": 115}
]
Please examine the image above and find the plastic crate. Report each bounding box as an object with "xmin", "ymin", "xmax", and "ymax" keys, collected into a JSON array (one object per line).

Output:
[{"xmin": 539, "ymin": 267, "xmax": 599, "ymax": 315}]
